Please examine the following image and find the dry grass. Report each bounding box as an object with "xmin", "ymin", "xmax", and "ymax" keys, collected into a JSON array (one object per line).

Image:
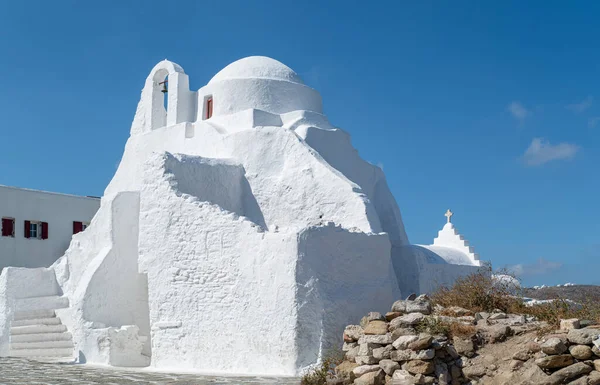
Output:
[
  {"xmin": 300, "ymin": 350, "xmax": 344, "ymax": 385},
  {"xmin": 449, "ymin": 322, "xmax": 477, "ymax": 338},
  {"xmin": 430, "ymin": 264, "xmax": 600, "ymax": 329},
  {"xmin": 415, "ymin": 317, "xmax": 450, "ymax": 337}
]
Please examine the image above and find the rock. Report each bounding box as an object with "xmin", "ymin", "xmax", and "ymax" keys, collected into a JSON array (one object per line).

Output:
[
  {"xmin": 510, "ymin": 359, "xmax": 524, "ymax": 370},
  {"xmin": 373, "ymin": 345, "xmax": 393, "ymax": 361},
  {"xmin": 462, "ymin": 364, "xmax": 486, "ymax": 379},
  {"xmin": 525, "ymin": 341, "xmax": 541, "ymax": 353},
  {"xmin": 385, "ymin": 312, "xmax": 402, "ymax": 321},
  {"xmin": 392, "ymin": 369, "xmax": 416, "ymax": 384},
  {"xmin": 481, "ymin": 324, "xmax": 511, "ymax": 343},
  {"xmin": 541, "ymin": 337, "xmax": 568, "ymax": 355},
  {"xmin": 413, "ymin": 374, "xmax": 435, "ymax": 384},
  {"xmin": 406, "ymin": 293, "xmax": 417, "ymax": 301},
  {"xmin": 445, "ymin": 345, "xmax": 459, "ymax": 359},
  {"xmin": 453, "ymin": 336, "xmax": 475, "ymax": 358},
  {"xmin": 488, "ymin": 312, "xmax": 507, "ymax": 320},
  {"xmin": 392, "ymin": 335, "xmax": 419, "ymax": 350},
  {"xmin": 475, "ymin": 312, "xmax": 490, "ymax": 320},
  {"xmin": 336, "ymin": 361, "xmax": 360, "ymax": 381},
  {"xmin": 390, "ymin": 349, "xmax": 412, "ymax": 362},
  {"xmin": 356, "ymin": 355, "xmax": 380, "ymax": 365},
  {"xmin": 450, "ymin": 364, "xmax": 462, "ymax": 380},
  {"xmin": 581, "ymin": 320, "xmax": 599, "ymax": 328},
  {"xmin": 391, "ymin": 327, "xmax": 417, "ymax": 340},
  {"xmin": 435, "ymin": 363, "xmax": 450, "ymax": 385},
  {"xmin": 343, "ymin": 342, "xmax": 359, "ymax": 352},
  {"xmin": 358, "ymin": 343, "xmax": 381, "ymax": 357},
  {"xmin": 361, "ymin": 312, "xmax": 386, "ymax": 327},
  {"xmin": 353, "ymin": 364, "xmax": 381, "ymax": 377},
  {"xmin": 347, "ymin": 346, "xmax": 360, "ymax": 362},
  {"xmin": 445, "ymin": 306, "xmax": 472, "ymax": 317},
  {"xmin": 406, "ymin": 300, "xmax": 432, "ymax": 315},
  {"xmin": 354, "ymin": 369, "xmax": 385, "ymax": 385},
  {"xmin": 389, "ymin": 313, "xmax": 425, "ymax": 330},
  {"xmin": 535, "ymin": 354, "xmax": 574, "ymax": 369},
  {"xmin": 391, "ymin": 300, "xmax": 408, "ymax": 313},
  {"xmin": 593, "ymin": 345, "xmax": 600, "ymax": 356},
  {"xmin": 548, "ymin": 362, "xmax": 592, "ymax": 383},
  {"xmin": 403, "ymin": 360, "xmax": 434, "ymax": 375},
  {"xmin": 410, "ymin": 349, "xmax": 435, "ymax": 360},
  {"xmin": 379, "ymin": 359, "xmax": 400, "ymax": 376},
  {"xmin": 594, "ymin": 359, "xmax": 600, "ymax": 372},
  {"xmin": 589, "ymin": 371, "xmax": 600, "ymax": 385},
  {"xmin": 360, "ymin": 334, "xmax": 393, "ymax": 345},
  {"xmin": 345, "ymin": 325, "xmax": 364, "ymax": 342},
  {"xmin": 568, "ymin": 328, "xmax": 600, "ymax": 345},
  {"xmin": 408, "ymin": 335, "xmax": 433, "ymax": 351},
  {"xmin": 570, "ymin": 344, "xmax": 593, "ymax": 360},
  {"xmin": 560, "ymin": 318, "xmax": 581, "ymax": 330},
  {"xmin": 512, "ymin": 349, "xmax": 530, "ymax": 361},
  {"xmin": 364, "ymin": 321, "xmax": 388, "ymax": 335},
  {"xmin": 326, "ymin": 378, "xmax": 346, "ymax": 385}
]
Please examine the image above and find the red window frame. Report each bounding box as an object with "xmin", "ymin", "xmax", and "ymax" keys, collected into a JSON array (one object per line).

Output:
[{"xmin": 206, "ymin": 97, "xmax": 213, "ymax": 119}]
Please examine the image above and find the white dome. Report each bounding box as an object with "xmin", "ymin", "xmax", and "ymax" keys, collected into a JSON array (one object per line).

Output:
[{"xmin": 209, "ymin": 56, "xmax": 304, "ymax": 85}]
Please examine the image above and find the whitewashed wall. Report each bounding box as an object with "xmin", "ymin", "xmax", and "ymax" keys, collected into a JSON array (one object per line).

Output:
[{"xmin": 0, "ymin": 185, "xmax": 100, "ymax": 270}]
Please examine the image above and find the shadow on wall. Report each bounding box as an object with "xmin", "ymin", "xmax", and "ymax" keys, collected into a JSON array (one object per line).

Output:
[{"xmin": 163, "ymin": 152, "xmax": 267, "ymax": 230}]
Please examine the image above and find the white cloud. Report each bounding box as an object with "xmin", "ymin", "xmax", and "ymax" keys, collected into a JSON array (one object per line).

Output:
[
  {"xmin": 567, "ymin": 96, "xmax": 593, "ymax": 113},
  {"xmin": 507, "ymin": 258, "xmax": 563, "ymax": 277},
  {"xmin": 522, "ymin": 138, "xmax": 579, "ymax": 166},
  {"xmin": 589, "ymin": 117, "xmax": 600, "ymax": 128},
  {"xmin": 508, "ymin": 101, "xmax": 530, "ymax": 124}
]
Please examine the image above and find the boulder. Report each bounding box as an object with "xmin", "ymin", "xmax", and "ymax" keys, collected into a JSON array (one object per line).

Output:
[
  {"xmin": 594, "ymin": 359, "xmax": 600, "ymax": 372},
  {"xmin": 525, "ymin": 341, "xmax": 541, "ymax": 353},
  {"xmin": 361, "ymin": 312, "xmax": 386, "ymax": 327},
  {"xmin": 512, "ymin": 349, "xmax": 530, "ymax": 361},
  {"xmin": 343, "ymin": 342, "xmax": 359, "ymax": 352},
  {"xmin": 364, "ymin": 321, "xmax": 388, "ymax": 335},
  {"xmin": 379, "ymin": 359, "xmax": 400, "ymax": 376},
  {"xmin": 541, "ymin": 337, "xmax": 568, "ymax": 355},
  {"xmin": 392, "ymin": 369, "xmax": 417, "ymax": 384},
  {"xmin": 391, "ymin": 327, "xmax": 417, "ymax": 340},
  {"xmin": 589, "ymin": 371, "xmax": 600, "ymax": 385},
  {"xmin": 548, "ymin": 362, "xmax": 592, "ymax": 383},
  {"xmin": 336, "ymin": 361, "xmax": 359, "ymax": 382},
  {"xmin": 358, "ymin": 343, "xmax": 381, "ymax": 357},
  {"xmin": 346, "ymin": 346, "xmax": 359, "ymax": 362},
  {"xmin": 390, "ymin": 349, "xmax": 412, "ymax": 362},
  {"xmin": 391, "ymin": 300, "xmax": 408, "ymax": 313},
  {"xmin": 356, "ymin": 355, "xmax": 379, "ymax": 365},
  {"xmin": 354, "ymin": 369, "xmax": 385, "ymax": 385},
  {"xmin": 403, "ymin": 360, "xmax": 435, "ymax": 375},
  {"xmin": 345, "ymin": 325, "xmax": 365, "ymax": 342},
  {"xmin": 392, "ymin": 335, "xmax": 419, "ymax": 350},
  {"xmin": 535, "ymin": 354, "xmax": 574, "ymax": 369},
  {"xmin": 569, "ymin": 344, "xmax": 593, "ymax": 360},
  {"xmin": 568, "ymin": 328, "xmax": 600, "ymax": 345},
  {"xmin": 481, "ymin": 324, "xmax": 511, "ymax": 343},
  {"xmin": 560, "ymin": 318, "xmax": 581, "ymax": 331},
  {"xmin": 488, "ymin": 312, "xmax": 507, "ymax": 320},
  {"xmin": 406, "ymin": 300, "xmax": 432, "ymax": 315},
  {"xmin": 389, "ymin": 313, "xmax": 425, "ymax": 330},
  {"xmin": 408, "ymin": 335, "xmax": 433, "ymax": 351},
  {"xmin": 410, "ymin": 349, "xmax": 435, "ymax": 360}
]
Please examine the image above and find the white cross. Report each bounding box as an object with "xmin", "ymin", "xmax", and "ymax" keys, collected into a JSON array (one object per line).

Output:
[{"xmin": 445, "ymin": 209, "xmax": 453, "ymax": 223}]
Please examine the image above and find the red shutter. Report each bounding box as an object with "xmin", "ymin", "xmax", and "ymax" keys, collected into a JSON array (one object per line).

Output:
[
  {"xmin": 73, "ymin": 221, "xmax": 83, "ymax": 235},
  {"xmin": 41, "ymin": 222, "xmax": 48, "ymax": 240},
  {"xmin": 24, "ymin": 220, "xmax": 30, "ymax": 238},
  {"xmin": 206, "ymin": 98, "xmax": 213, "ymax": 119},
  {"xmin": 7, "ymin": 219, "xmax": 14, "ymax": 237}
]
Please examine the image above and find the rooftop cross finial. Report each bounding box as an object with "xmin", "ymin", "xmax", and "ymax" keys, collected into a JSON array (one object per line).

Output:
[{"xmin": 445, "ymin": 209, "xmax": 453, "ymax": 223}]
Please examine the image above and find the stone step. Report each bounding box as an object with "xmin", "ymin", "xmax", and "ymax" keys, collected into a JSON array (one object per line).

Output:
[
  {"xmin": 10, "ymin": 340, "xmax": 73, "ymax": 350},
  {"xmin": 12, "ymin": 317, "xmax": 62, "ymax": 327},
  {"xmin": 11, "ymin": 332, "xmax": 72, "ymax": 343},
  {"xmin": 14, "ymin": 296, "xmax": 69, "ymax": 312},
  {"xmin": 9, "ymin": 347, "xmax": 73, "ymax": 358},
  {"xmin": 13, "ymin": 309, "xmax": 56, "ymax": 321},
  {"xmin": 11, "ymin": 324, "xmax": 67, "ymax": 335}
]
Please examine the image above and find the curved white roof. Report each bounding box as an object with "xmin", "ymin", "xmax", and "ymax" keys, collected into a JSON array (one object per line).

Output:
[
  {"xmin": 418, "ymin": 245, "xmax": 478, "ymax": 266},
  {"xmin": 209, "ymin": 56, "xmax": 304, "ymax": 85}
]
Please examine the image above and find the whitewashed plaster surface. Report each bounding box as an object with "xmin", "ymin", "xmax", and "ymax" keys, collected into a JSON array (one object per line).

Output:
[{"xmin": 0, "ymin": 56, "xmax": 482, "ymax": 376}]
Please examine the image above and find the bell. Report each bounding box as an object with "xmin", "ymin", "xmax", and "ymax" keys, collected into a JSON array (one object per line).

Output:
[{"xmin": 160, "ymin": 81, "xmax": 168, "ymax": 93}]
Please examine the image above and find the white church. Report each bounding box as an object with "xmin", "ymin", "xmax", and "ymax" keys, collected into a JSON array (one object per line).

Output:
[{"xmin": 0, "ymin": 56, "xmax": 482, "ymax": 376}]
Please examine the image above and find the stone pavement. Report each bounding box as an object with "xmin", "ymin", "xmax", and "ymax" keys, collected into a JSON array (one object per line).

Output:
[{"xmin": 0, "ymin": 358, "xmax": 300, "ymax": 385}]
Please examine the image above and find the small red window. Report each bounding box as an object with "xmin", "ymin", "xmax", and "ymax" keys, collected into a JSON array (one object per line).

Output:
[
  {"xmin": 1, "ymin": 218, "xmax": 14, "ymax": 237},
  {"xmin": 73, "ymin": 221, "xmax": 83, "ymax": 235},
  {"xmin": 41, "ymin": 222, "xmax": 48, "ymax": 240},
  {"xmin": 206, "ymin": 97, "xmax": 213, "ymax": 119}
]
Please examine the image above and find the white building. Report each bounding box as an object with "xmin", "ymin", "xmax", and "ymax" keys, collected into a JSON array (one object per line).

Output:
[
  {"xmin": 0, "ymin": 185, "xmax": 100, "ymax": 271},
  {"xmin": 0, "ymin": 56, "xmax": 483, "ymax": 376}
]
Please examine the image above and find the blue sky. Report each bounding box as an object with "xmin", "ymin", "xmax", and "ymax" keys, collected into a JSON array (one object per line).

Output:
[{"xmin": 0, "ymin": 1, "xmax": 598, "ymax": 286}]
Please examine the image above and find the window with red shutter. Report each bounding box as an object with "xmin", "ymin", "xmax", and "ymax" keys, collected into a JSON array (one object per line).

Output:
[
  {"xmin": 24, "ymin": 220, "xmax": 31, "ymax": 238},
  {"xmin": 1, "ymin": 218, "xmax": 14, "ymax": 237},
  {"xmin": 206, "ymin": 97, "xmax": 213, "ymax": 119},
  {"xmin": 73, "ymin": 221, "xmax": 83, "ymax": 235},
  {"xmin": 41, "ymin": 222, "xmax": 48, "ymax": 240}
]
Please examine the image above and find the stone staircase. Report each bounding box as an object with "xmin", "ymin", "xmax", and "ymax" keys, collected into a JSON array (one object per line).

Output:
[{"xmin": 9, "ymin": 296, "xmax": 74, "ymax": 362}]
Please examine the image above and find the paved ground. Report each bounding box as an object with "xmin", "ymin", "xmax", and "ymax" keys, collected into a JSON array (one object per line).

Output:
[{"xmin": 0, "ymin": 358, "xmax": 300, "ymax": 385}]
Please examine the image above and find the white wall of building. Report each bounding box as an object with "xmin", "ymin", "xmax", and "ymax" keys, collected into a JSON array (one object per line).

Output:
[{"xmin": 0, "ymin": 185, "xmax": 100, "ymax": 271}]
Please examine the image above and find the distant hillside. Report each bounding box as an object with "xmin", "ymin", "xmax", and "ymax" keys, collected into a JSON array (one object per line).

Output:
[{"xmin": 522, "ymin": 285, "xmax": 600, "ymax": 303}]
